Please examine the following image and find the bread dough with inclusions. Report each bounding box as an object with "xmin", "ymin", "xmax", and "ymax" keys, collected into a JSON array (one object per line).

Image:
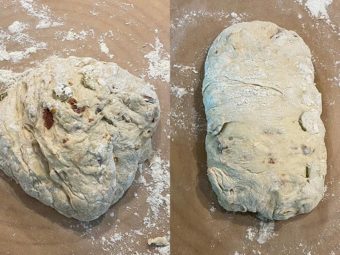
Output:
[
  {"xmin": 0, "ymin": 56, "xmax": 160, "ymax": 221},
  {"xmin": 203, "ymin": 21, "xmax": 327, "ymax": 220}
]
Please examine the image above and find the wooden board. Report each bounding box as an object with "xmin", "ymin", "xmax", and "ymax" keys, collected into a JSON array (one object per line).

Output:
[
  {"xmin": 0, "ymin": 1, "xmax": 169, "ymax": 254},
  {"xmin": 171, "ymin": 0, "xmax": 340, "ymax": 254}
]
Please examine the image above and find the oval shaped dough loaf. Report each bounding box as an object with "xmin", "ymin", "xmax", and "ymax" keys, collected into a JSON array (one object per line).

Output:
[
  {"xmin": 203, "ymin": 21, "xmax": 327, "ymax": 220},
  {"xmin": 0, "ymin": 56, "xmax": 160, "ymax": 221}
]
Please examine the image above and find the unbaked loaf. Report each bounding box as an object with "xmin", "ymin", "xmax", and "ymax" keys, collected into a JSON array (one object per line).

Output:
[
  {"xmin": 0, "ymin": 56, "xmax": 160, "ymax": 221},
  {"xmin": 203, "ymin": 21, "xmax": 327, "ymax": 220}
]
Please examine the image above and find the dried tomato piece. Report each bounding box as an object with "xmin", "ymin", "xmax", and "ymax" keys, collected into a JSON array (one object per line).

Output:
[
  {"xmin": 67, "ymin": 97, "xmax": 86, "ymax": 114},
  {"xmin": 43, "ymin": 108, "xmax": 54, "ymax": 129}
]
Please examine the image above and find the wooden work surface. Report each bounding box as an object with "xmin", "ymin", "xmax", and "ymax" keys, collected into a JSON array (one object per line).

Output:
[
  {"xmin": 0, "ymin": 1, "xmax": 169, "ymax": 254},
  {"xmin": 171, "ymin": 0, "xmax": 340, "ymax": 254}
]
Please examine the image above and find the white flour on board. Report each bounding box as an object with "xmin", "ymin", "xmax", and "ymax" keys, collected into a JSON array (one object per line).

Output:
[
  {"xmin": 19, "ymin": 0, "xmax": 63, "ymax": 29},
  {"xmin": 1, "ymin": 46, "xmax": 46, "ymax": 63},
  {"xmin": 0, "ymin": 22, "xmax": 47, "ymax": 62},
  {"xmin": 245, "ymin": 227, "xmax": 257, "ymax": 242},
  {"xmin": 244, "ymin": 221, "xmax": 277, "ymax": 244},
  {"xmin": 144, "ymin": 155, "xmax": 170, "ymax": 227},
  {"xmin": 56, "ymin": 29, "xmax": 94, "ymax": 41},
  {"xmin": 305, "ymin": 0, "xmax": 333, "ymax": 20},
  {"xmin": 99, "ymin": 41, "xmax": 114, "ymax": 59},
  {"xmin": 171, "ymin": 85, "xmax": 188, "ymax": 98},
  {"xmin": 294, "ymin": 0, "xmax": 334, "ymax": 24},
  {"xmin": 8, "ymin": 21, "xmax": 29, "ymax": 34},
  {"xmin": 0, "ymin": 0, "xmax": 64, "ymax": 62},
  {"xmin": 256, "ymin": 221, "xmax": 276, "ymax": 244},
  {"xmin": 172, "ymin": 9, "xmax": 247, "ymax": 30},
  {"xmin": 209, "ymin": 205, "xmax": 216, "ymax": 213},
  {"xmin": 144, "ymin": 35, "xmax": 170, "ymax": 83},
  {"xmin": 173, "ymin": 64, "xmax": 198, "ymax": 73}
]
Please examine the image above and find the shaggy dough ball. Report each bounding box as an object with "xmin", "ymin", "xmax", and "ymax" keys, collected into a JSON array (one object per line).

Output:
[
  {"xmin": 203, "ymin": 21, "xmax": 327, "ymax": 220},
  {"xmin": 0, "ymin": 56, "xmax": 160, "ymax": 221}
]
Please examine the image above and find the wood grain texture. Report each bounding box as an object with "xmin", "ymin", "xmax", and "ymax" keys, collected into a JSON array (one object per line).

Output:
[
  {"xmin": 0, "ymin": 1, "xmax": 169, "ymax": 254},
  {"xmin": 171, "ymin": 0, "xmax": 340, "ymax": 254}
]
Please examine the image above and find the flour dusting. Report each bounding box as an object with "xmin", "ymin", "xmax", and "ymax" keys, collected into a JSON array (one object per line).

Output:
[
  {"xmin": 256, "ymin": 221, "xmax": 276, "ymax": 244},
  {"xmin": 2, "ymin": 46, "xmax": 46, "ymax": 63},
  {"xmin": 99, "ymin": 41, "xmax": 109, "ymax": 54},
  {"xmin": 8, "ymin": 21, "xmax": 29, "ymax": 34},
  {"xmin": 98, "ymin": 37, "xmax": 114, "ymax": 59},
  {"xmin": 173, "ymin": 10, "xmax": 247, "ymax": 29},
  {"xmin": 305, "ymin": 0, "xmax": 333, "ymax": 20},
  {"xmin": 56, "ymin": 29, "xmax": 93, "ymax": 41},
  {"xmin": 244, "ymin": 221, "xmax": 276, "ymax": 244},
  {"xmin": 144, "ymin": 154, "xmax": 170, "ymax": 228},
  {"xmin": 19, "ymin": 0, "xmax": 63, "ymax": 29},
  {"xmin": 245, "ymin": 227, "xmax": 257, "ymax": 242},
  {"xmin": 294, "ymin": 0, "xmax": 334, "ymax": 24},
  {"xmin": 173, "ymin": 64, "xmax": 198, "ymax": 74},
  {"xmin": 1, "ymin": 20, "xmax": 47, "ymax": 62},
  {"xmin": 171, "ymin": 85, "xmax": 188, "ymax": 98},
  {"xmin": 144, "ymin": 37, "xmax": 170, "ymax": 83}
]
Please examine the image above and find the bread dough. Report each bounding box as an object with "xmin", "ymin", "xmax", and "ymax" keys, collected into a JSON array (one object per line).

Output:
[
  {"xmin": 0, "ymin": 56, "xmax": 160, "ymax": 221},
  {"xmin": 203, "ymin": 21, "xmax": 327, "ymax": 220}
]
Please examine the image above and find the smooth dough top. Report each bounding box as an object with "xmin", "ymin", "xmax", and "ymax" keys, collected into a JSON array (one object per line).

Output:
[
  {"xmin": 203, "ymin": 21, "xmax": 327, "ymax": 220},
  {"xmin": 0, "ymin": 56, "xmax": 160, "ymax": 221}
]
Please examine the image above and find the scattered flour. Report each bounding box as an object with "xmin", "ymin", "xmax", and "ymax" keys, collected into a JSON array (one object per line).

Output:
[
  {"xmin": 145, "ymin": 154, "xmax": 170, "ymax": 228},
  {"xmin": 229, "ymin": 12, "xmax": 247, "ymax": 24},
  {"xmin": 245, "ymin": 227, "xmax": 257, "ymax": 242},
  {"xmin": 243, "ymin": 221, "xmax": 277, "ymax": 245},
  {"xmin": 99, "ymin": 40, "xmax": 109, "ymax": 55},
  {"xmin": 209, "ymin": 206, "xmax": 216, "ymax": 213},
  {"xmin": 1, "ymin": 19, "xmax": 47, "ymax": 62},
  {"xmin": 90, "ymin": 10, "xmax": 99, "ymax": 16},
  {"xmin": 56, "ymin": 29, "xmax": 93, "ymax": 41},
  {"xmin": 2, "ymin": 46, "xmax": 46, "ymax": 62},
  {"xmin": 172, "ymin": 10, "xmax": 247, "ymax": 29},
  {"xmin": 156, "ymin": 245, "xmax": 170, "ymax": 255},
  {"xmin": 8, "ymin": 21, "xmax": 29, "ymax": 34},
  {"xmin": 294, "ymin": 0, "xmax": 334, "ymax": 24},
  {"xmin": 144, "ymin": 37, "xmax": 170, "ymax": 83},
  {"xmin": 171, "ymin": 85, "xmax": 188, "ymax": 98},
  {"xmin": 256, "ymin": 221, "xmax": 276, "ymax": 244},
  {"xmin": 98, "ymin": 38, "xmax": 113, "ymax": 59},
  {"xmin": 305, "ymin": 0, "xmax": 333, "ymax": 20},
  {"xmin": 19, "ymin": 0, "xmax": 63, "ymax": 29},
  {"xmin": 173, "ymin": 64, "xmax": 198, "ymax": 74}
]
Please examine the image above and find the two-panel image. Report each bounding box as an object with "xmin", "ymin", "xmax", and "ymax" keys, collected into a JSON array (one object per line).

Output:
[{"xmin": 0, "ymin": 0, "xmax": 338, "ymax": 254}]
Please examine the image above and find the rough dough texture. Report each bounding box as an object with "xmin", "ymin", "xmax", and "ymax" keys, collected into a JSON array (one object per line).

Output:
[
  {"xmin": 203, "ymin": 21, "xmax": 327, "ymax": 220},
  {"xmin": 0, "ymin": 56, "xmax": 160, "ymax": 221}
]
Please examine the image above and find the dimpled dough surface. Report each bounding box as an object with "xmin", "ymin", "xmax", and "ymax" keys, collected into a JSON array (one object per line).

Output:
[
  {"xmin": 203, "ymin": 21, "xmax": 327, "ymax": 220},
  {"xmin": 0, "ymin": 56, "xmax": 160, "ymax": 221}
]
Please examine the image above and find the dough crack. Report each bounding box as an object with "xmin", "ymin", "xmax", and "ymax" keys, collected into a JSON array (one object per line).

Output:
[{"xmin": 223, "ymin": 75, "xmax": 283, "ymax": 95}]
